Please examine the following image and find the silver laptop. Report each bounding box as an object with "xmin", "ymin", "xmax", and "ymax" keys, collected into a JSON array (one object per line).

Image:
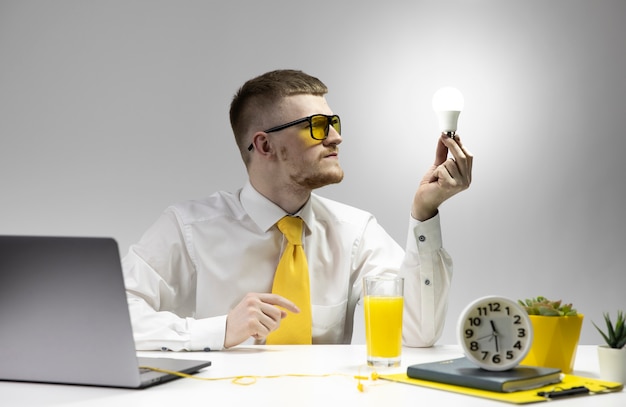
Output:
[{"xmin": 0, "ymin": 235, "xmax": 211, "ymax": 388}]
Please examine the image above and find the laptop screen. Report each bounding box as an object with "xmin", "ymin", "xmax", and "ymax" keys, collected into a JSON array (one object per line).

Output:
[{"xmin": 0, "ymin": 235, "xmax": 210, "ymax": 388}]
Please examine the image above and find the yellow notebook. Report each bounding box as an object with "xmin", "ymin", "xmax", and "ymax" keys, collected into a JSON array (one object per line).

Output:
[{"xmin": 380, "ymin": 373, "xmax": 623, "ymax": 404}]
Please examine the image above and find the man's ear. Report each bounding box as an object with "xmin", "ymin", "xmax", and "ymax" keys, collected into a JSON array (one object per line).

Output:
[{"xmin": 251, "ymin": 132, "xmax": 273, "ymax": 155}]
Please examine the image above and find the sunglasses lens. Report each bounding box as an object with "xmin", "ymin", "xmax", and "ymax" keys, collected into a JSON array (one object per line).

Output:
[
  {"xmin": 310, "ymin": 115, "xmax": 341, "ymax": 140},
  {"xmin": 330, "ymin": 115, "xmax": 341, "ymax": 135},
  {"xmin": 310, "ymin": 115, "xmax": 329, "ymax": 140}
]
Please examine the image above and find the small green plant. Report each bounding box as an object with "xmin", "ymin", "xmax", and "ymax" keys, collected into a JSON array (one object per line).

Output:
[
  {"xmin": 518, "ymin": 296, "xmax": 578, "ymax": 316},
  {"xmin": 593, "ymin": 311, "xmax": 626, "ymax": 349}
]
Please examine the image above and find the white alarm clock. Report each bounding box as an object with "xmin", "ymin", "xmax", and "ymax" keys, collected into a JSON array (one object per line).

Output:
[{"xmin": 457, "ymin": 295, "xmax": 533, "ymax": 371}]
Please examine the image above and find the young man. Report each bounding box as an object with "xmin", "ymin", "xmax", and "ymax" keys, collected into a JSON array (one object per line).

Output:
[{"xmin": 123, "ymin": 69, "xmax": 473, "ymax": 351}]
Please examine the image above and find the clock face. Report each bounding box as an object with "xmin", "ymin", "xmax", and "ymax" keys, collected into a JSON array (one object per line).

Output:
[{"xmin": 457, "ymin": 296, "xmax": 533, "ymax": 371}]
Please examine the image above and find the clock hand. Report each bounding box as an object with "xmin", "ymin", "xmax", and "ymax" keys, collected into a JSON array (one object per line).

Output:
[
  {"xmin": 494, "ymin": 332, "xmax": 499, "ymax": 352},
  {"xmin": 490, "ymin": 320, "xmax": 500, "ymax": 352},
  {"xmin": 476, "ymin": 333, "xmax": 495, "ymax": 341}
]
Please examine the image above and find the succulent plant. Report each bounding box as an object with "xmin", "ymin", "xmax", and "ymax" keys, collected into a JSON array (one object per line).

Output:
[
  {"xmin": 593, "ymin": 311, "xmax": 626, "ymax": 349},
  {"xmin": 518, "ymin": 296, "xmax": 578, "ymax": 316}
]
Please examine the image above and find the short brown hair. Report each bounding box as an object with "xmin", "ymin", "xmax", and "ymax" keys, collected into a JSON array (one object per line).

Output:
[{"xmin": 229, "ymin": 69, "xmax": 328, "ymax": 164}]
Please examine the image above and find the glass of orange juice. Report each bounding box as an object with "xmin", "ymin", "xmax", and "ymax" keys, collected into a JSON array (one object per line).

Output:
[{"xmin": 363, "ymin": 275, "xmax": 404, "ymax": 367}]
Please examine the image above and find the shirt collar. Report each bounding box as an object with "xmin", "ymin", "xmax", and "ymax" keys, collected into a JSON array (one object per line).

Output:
[{"xmin": 241, "ymin": 180, "xmax": 313, "ymax": 233}]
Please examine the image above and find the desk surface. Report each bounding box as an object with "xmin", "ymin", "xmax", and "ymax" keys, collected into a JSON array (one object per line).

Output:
[{"xmin": 2, "ymin": 345, "xmax": 623, "ymax": 406}]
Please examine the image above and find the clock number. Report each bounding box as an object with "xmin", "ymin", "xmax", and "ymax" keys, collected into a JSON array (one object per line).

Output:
[
  {"xmin": 506, "ymin": 350, "xmax": 514, "ymax": 360},
  {"xmin": 513, "ymin": 341, "xmax": 522, "ymax": 350},
  {"xmin": 470, "ymin": 341, "xmax": 480, "ymax": 351},
  {"xmin": 468, "ymin": 317, "xmax": 481, "ymax": 326},
  {"xmin": 481, "ymin": 351, "xmax": 489, "ymax": 360},
  {"xmin": 517, "ymin": 328, "xmax": 526, "ymax": 338},
  {"xmin": 465, "ymin": 329, "xmax": 474, "ymax": 339},
  {"xmin": 477, "ymin": 302, "xmax": 501, "ymax": 316},
  {"xmin": 492, "ymin": 354, "xmax": 501, "ymax": 364},
  {"xmin": 513, "ymin": 314, "xmax": 522, "ymax": 324}
]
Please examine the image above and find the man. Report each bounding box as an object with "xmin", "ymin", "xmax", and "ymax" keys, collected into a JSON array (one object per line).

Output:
[{"xmin": 123, "ymin": 69, "xmax": 473, "ymax": 351}]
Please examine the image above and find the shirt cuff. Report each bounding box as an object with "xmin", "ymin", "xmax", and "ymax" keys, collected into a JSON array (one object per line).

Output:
[
  {"xmin": 407, "ymin": 212, "xmax": 443, "ymax": 253},
  {"xmin": 188, "ymin": 315, "xmax": 227, "ymax": 351}
]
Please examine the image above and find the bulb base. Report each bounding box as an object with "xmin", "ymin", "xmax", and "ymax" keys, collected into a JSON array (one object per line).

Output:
[{"xmin": 443, "ymin": 131, "xmax": 456, "ymax": 139}]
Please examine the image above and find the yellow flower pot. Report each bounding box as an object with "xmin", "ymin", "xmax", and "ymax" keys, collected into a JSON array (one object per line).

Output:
[{"xmin": 521, "ymin": 314, "xmax": 584, "ymax": 374}]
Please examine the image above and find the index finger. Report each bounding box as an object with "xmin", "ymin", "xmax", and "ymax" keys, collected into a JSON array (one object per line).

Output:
[
  {"xmin": 258, "ymin": 293, "xmax": 300, "ymax": 314},
  {"xmin": 444, "ymin": 135, "xmax": 473, "ymax": 165},
  {"xmin": 443, "ymin": 134, "xmax": 473, "ymax": 183}
]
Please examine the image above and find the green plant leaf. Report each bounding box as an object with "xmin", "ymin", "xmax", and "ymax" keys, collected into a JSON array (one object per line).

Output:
[
  {"xmin": 538, "ymin": 306, "xmax": 561, "ymax": 316},
  {"xmin": 593, "ymin": 320, "xmax": 612, "ymax": 346},
  {"xmin": 594, "ymin": 310, "xmax": 626, "ymax": 348}
]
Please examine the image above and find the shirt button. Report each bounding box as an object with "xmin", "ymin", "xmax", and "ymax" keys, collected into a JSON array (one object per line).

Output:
[
  {"xmin": 424, "ymin": 279, "xmax": 431, "ymax": 286},
  {"xmin": 418, "ymin": 235, "xmax": 426, "ymax": 242}
]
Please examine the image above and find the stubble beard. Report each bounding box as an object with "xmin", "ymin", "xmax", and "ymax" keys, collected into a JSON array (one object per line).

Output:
[
  {"xmin": 280, "ymin": 147, "xmax": 345, "ymax": 190},
  {"xmin": 296, "ymin": 167, "xmax": 344, "ymax": 190}
]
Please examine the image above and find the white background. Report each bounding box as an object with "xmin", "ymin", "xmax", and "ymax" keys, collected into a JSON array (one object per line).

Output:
[{"xmin": 1, "ymin": 0, "xmax": 624, "ymax": 345}]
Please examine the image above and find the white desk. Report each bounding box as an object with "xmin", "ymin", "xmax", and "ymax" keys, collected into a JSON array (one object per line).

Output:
[{"xmin": 1, "ymin": 345, "xmax": 623, "ymax": 406}]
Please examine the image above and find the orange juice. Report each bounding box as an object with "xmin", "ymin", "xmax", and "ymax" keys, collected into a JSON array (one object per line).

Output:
[{"xmin": 364, "ymin": 296, "xmax": 403, "ymax": 361}]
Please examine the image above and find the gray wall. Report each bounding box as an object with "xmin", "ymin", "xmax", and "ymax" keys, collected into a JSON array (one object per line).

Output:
[{"xmin": 1, "ymin": 0, "xmax": 624, "ymax": 346}]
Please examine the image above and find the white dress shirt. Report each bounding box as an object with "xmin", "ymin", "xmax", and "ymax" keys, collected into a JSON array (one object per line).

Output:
[{"xmin": 123, "ymin": 180, "xmax": 452, "ymax": 351}]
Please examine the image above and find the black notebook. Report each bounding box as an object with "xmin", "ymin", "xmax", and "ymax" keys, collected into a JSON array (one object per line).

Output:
[{"xmin": 407, "ymin": 357, "xmax": 562, "ymax": 393}]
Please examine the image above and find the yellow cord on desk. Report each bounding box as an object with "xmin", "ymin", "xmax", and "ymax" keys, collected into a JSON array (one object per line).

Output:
[{"xmin": 139, "ymin": 366, "xmax": 380, "ymax": 392}]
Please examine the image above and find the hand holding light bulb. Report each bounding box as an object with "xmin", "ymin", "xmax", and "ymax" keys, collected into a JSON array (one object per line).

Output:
[
  {"xmin": 432, "ymin": 87, "xmax": 464, "ymax": 139},
  {"xmin": 411, "ymin": 86, "xmax": 472, "ymax": 223}
]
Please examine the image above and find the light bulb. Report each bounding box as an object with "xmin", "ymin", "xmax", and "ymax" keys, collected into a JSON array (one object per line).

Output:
[{"xmin": 432, "ymin": 86, "xmax": 464, "ymax": 138}]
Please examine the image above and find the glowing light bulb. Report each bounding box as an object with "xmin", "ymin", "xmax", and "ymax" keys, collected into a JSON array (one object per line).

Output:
[{"xmin": 432, "ymin": 87, "xmax": 464, "ymax": 138}]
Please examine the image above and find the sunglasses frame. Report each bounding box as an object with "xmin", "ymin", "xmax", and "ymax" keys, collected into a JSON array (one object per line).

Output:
[{"xmin": 247, "ymin": 114, "xmax": 341, "ymax": 151}]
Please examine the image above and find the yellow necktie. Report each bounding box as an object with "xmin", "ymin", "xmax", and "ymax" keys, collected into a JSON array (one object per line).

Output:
[{"xmin": 266, "ymin": 216, "xmax": 312, "ymax": 344}]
